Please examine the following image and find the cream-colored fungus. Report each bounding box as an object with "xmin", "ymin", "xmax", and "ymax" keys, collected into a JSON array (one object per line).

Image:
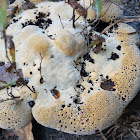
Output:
[{"xmin": 0, "ymin": 0, "xmax": 139, "ymax": 135}]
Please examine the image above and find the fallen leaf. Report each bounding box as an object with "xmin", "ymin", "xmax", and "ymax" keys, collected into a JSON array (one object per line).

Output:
[
  {"xmin": 3, "ymin": 123, "xmax": 34, "ymax": 140},
  {"xmin": 94, "ymin": 0, "xmax": 102, "ymax": 17},
  {"xmin": 0, "ymin": 62, "xmax": 19, "ymax": 83},
  {"xmin": 50, "ymin": 89, "xmax": 60, "ymax": 99},
  {"xmin": 68, "ymin": 0, "xmax": 87, "ymax": 18},
  {"xmin": 22, "ymin": 0, "xmax": 36, "ymax": 10},
  {"xmin": 100, "ymin": 18, "xmax": 140, "ymax": 35},
  {"xmin": 0, "ymin": 79, "xmax": 17, "ymax": 90},
  {"xmin": 100, "ymin": 79, "xmax": 115, "ymax": 91},
  {"xmin": 0, "ymin": 0, "xmax": 7, "ymax": 30},
  {"xmin": 88, "ymin": 34, "xmax": 105, "ymax": 54},
  {"xmin": 7, "ymin": 6, "xmax": 18, "ymax": 18},
  {"xmin": 6, "ymin": 35, "xmax": 15, "ymax": 62}
]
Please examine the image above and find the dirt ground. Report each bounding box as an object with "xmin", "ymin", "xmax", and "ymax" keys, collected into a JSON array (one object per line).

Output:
[{"xmin": 0, "ymin": 0, "xmax": 140, "ymax": 140}]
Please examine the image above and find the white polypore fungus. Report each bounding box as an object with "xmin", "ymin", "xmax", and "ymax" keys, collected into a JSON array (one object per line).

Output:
[
  {"xmin": 75, "ymin": 0, "xmax": 123, "ymax": 22},
  {"xmin": 31, "ymin": 21, "xmax": 140, "ymax": 135},
  {"xmin": 0, "ymin": 0, "xmax": 139, "ymax": 135},
  {"xmin": 9, "ymin": 0, "xmax": 123, "ymax": 23},
  {"xmin": 96, "ymin": 0, "xmax": 123, "ymax": 22},
  {"xmin": 0, "ymin": 87, "xmax": 36, "ymax": 129}
]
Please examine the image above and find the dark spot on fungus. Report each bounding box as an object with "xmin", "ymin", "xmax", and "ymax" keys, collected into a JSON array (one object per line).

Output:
[
  {"xmin": 62, "ymin": 105, "xmax": 65, "ymax": 108},
  {"xmin": 116, "ymin": 45, "xmax": 121, "ymax": 51},
  {"xmin": 91, "ymin": 20, "xmax": 109, "ymax": 33},
  {"xmin": 21, "ymin": 14, "xmax": 52, "ymax": 30},
  {"xmin": 0, "ymin": 62, "xmax": 5, "ymax": 66},
  {"xmin": 86, "ymin": 119, "xmax": 89, "ymax": 122},
  {"xmin": 51, "ymin": 55, "xmax": 54, "ymax": 58},
  {"xmin": 77, "ymin": 106, "xmax": 81, "ymax": 111},
  {"xmin": 67, "ymin": 103, "xmax": 71, "ymax": 107},
  {"xmin": 109, "ymin": 52, "xmax": 119, "ymax": 60},
  {"xmin": 83, "ymin": 53, "xmax": 94, "ymax": 63},
  {"xmin": 95, "ymin": 129, "xmax": 99, "ymax": 133},
  {"xmin": 28, "ymin": 101, "xmax": 35, "ymax": 108},
  {"xmin": 90, "ymin": 87, "xmax": 93, "ymax": 90},
  {"xmin": 13, "ymin": 19, "xmax": 18, "ymax": 23},
  {"xmin": 30, "ymin": 72, "xmax": 32, "ymax": 75},
  {"xmin": 88, "ymin": 80, "xmax": 93, "ymax": 85},
  {"xmin": 73, "ymin": 98, "xmax": 83, "ymax": 104},
  {"xmin": 122, "ymin": 97, "xmax": 125, "ymax": 101},
  {"xmin": 114, "ymin": 24, "xmax": 119, "ymax": 30},
  {"xmin": 40, "ymin": 77, "xmax": 44, "ymax": 84},
  {"xmin": 80, "ymin": 65, "xmax": 89, "ymax": 77},
  {"xmin": 76, "ymin": 84, "xmax": 81, "ymax": 88}
]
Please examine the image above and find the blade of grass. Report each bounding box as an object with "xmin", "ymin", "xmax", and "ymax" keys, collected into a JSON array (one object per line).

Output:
[
  {"xmin": 0, "ymin": 0, "xmax": 7, "ymax": 30},
  {"xmin": 94, "ymin": 0, "xmax": 102, "ymax": 17},
  {"xmin": 0, "ymin": 79, "xmax": 17, "ymax": 90}
]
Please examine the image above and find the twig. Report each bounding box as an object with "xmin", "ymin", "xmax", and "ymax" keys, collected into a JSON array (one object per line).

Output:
[
  {"xmin": 39, "ymin": 53, "xmax": 43, "ymax": 77},
  {"xmin": 72, "ymin": 9, "xmax": 75, "ymax": 28},
  {"xmin": 2, "ymin": 30, "xmax": 11, "ymax": 63},
  {"xmin": 99, "ymin": 131, "xmax": 108, "ymax": 140},
  {"xmin": 58, "ymin": 14, "xmax": 64, "ymax": 29},
  {"xmin": 78, "ymin": 2, "xmax": 112, "ymax": 34},
  {"xmin": 119, "ymin": 16, "xmax": 140, "ymax": 19},
  {"xmin": 1, "ymin": 13, "xmax": 36, "ymax": 95},
  {"xmin": 100, "ymin": 18, "xmax": 140, "ymax": 35},
  {"xmin": 39, "ymin": 53, "xmax": 44, "ymax": 84},
  {"xmin": 74, "ymin": 4, "xmax": 91, "ymax": 22},
  {"xmin": 0, "ymin": 88, "xmax": 20, "ymax": 104},
  {"xmin": 0, "ymin": 96, "xmax": 20, "ymax": 103},
  {"xmin": 108, "ymin": 0, "xmax": 135, "ymax": 15},
  {"xmin": 26, "ymin": 85, "xmax": 36, "ymax": 93},
  {"xmin": 128, "ymin": 128, "xmax": 139, "ymax": 140}
]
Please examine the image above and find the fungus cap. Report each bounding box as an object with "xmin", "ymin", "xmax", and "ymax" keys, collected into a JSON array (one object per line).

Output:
[
  {"xmin": 9, "ymin": 0, "xmax": 123, "ymax": 23},
  {"xmin": 31, "ymin": 23, "xmax": 140, "ymax": 135},
  {"xmin": 0, "ymin": 87, "xmax": 36, "ymax": 129}
]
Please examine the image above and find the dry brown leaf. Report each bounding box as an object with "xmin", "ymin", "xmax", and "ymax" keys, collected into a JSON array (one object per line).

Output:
[
  {"xmin": 3, "ymin": 123, "xmax": 34, "ymax": 140},
  {"xmin": 68, "ymin": 0, "xmax": 87, "ymax": 18},
  {"xmin": 22, "ymin": 0, "xmax": 36, "ymax": 10},
  {"xmin": 88, "ymin": 34, "xmax": 105, "ymax": 54},
  {"xmin": 100, "ymin": 79, "xmax": 115, "ymax": 91},
  {"xmin": 0, "ymin": 62, "xmax": 19, "ymax": 83},
  {"xmin": 7, "ymin": 6, "xmax": 18, "ymax": 19},
  {"xmin": 6, "ymin": 35, "xmax": 15, "ymax": 62}
]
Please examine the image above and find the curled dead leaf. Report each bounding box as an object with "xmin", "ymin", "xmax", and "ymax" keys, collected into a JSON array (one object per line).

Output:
[
  {"xmin": 88, "ymin": 34, "xmax": 105, "ymax": 54},
  {"xmin": 50, "ymin": 89, "xmax": 60, "ymax": 99},
  {"xmin": 0, "ymin": 62, "xmax": 19, "ymax": 84},
  {"xmin": 68, "ymin": 0, "xmax": 87, "ymax": 18},
  {"xmin": 22, "ymin": 0, "xmax": 36, "ymax": 10},
  {"xmin": 100, "ymin": 79, "xmax": 115, "ymax": 91},
  {"xmin": 6, "ymin": 35, "xmax": 15, "ymax": 62}
]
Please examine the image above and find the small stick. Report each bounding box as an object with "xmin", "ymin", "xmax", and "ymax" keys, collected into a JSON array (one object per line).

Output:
[
  {"xmin": 2, "ymin": 30, "xmax": 11, "ymax": 63},
  {"xmin": 108, "ymin": 0, "xmax": 135, "ymax": 15},
  {"xmin": 72, "ymin": 9, "xmax": 75, "ymax": 28},
  {"xmin": 58, "ymin": 14, "xmax": 64, "ymax": 29}
]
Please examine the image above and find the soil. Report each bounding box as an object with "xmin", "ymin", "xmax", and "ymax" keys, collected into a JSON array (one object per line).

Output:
[{"xmin": 0, "ymin": 0, "xmax": 140, "ymax": 140}]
